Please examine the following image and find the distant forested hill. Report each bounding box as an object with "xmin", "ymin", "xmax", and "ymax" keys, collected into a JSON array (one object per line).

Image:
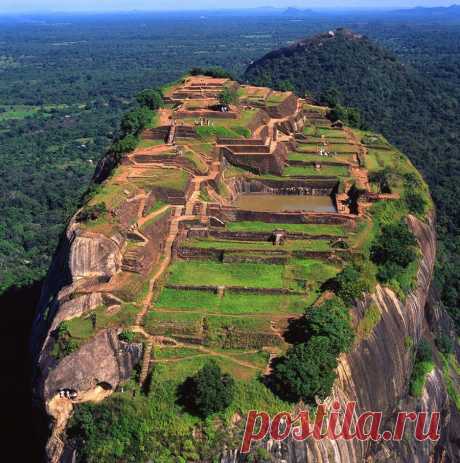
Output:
[{"xmin": 245, "ymin": 29, "xmax": 460, "ymax": 328}]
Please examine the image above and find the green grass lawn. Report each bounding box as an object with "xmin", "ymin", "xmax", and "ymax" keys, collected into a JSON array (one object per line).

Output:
[
  {"xmin": 288, "ymin": 258, "xmax": 340, "ymax": 283},
  {"xmin": 145, "ymin": 309, "xmax": 273, "ymax": 337},
  {"xmin": 288, "ymin": 152, "xmax": 350, "ymax": 165},
  {"xmin": 283, "ymin": 165, "xmax": 349, "ymax": 177},
  {"xmin": 366, "ymin": 148, "xmax": 398, "ymax": 172},
  {"xmin": 66, "ymin": 303, "xmax": 139, "ymax": 341},
  {"xmin": 137, "ymin": 139, "xmax": 165, "ymax": 149},
  {"xmin": 317, "ymin": 128, "xmax": 348, "ymax": 138},
  {"xmin": 184, "ymin": 150, "xmax": 208, "ymax": 174},
  {"xmin": 155, "ymin": 288, "xmax": 308, "ymax": 315},
  {"xmin": 133, "ymin": 167, "xmax": 190, "ymax": 193},
  {"xmin": 266, "ymin": 92, "xmax": 289, "ymax": 106},
  {"xmin": 181, "ymin": 109, "xmax": 257, "ymax": 132},
  {"xmin": 183, "ymin": 237, "xmax": 333, "ymax": 252},
  {"xmin": 303, "ymin": 126, "xmax": 317, "ymax": 136},
  {"xmin": 166, "ymin": 261, "xmax": 286, "ymax": 288},
  {"xmin": 328, "ymin": 144, "xmax": 357, "ymax": 153},
  {"xmin": 288, "ymin": 152, "xmax": 322, "ymax": 162},
  {"xmin": 226, "ymin": 221, "xmax": 346, "ymax": 236}
]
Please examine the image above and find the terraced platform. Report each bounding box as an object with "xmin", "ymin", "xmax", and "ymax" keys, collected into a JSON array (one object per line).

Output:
[{"xmin": 64, "ymin": 73, "xmax": 425, "ymax": 398}]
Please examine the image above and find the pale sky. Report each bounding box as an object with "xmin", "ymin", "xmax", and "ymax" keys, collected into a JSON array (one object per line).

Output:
[{"xmin": 0, "ymin": 0, "xmax": 457, "ymax": 13}]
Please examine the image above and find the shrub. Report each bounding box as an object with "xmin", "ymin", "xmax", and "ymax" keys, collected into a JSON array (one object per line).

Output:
[
  {"xmin": 329, "ymin": 104, "xmax": 363, "ymax": 129},
  {"xmin": 334, "ymin": 265, "xmax": 370, "ymax": 305},
  {"xmin": 436, "ymin": 334, "xmax": 454, "ymax": 354},
  {"xmin": 277, "ymin": 80, "xmax": 295, "ymax": 92},
  {"xmin": 409, "ymin": 339, "xmax": 434, "ymax": 397},
  {"xmin": 120, "ymin": 107, "xmax": 153, "ymax": 135},
  {"xmin": 182, "ymin": 360, "xmax": 235, "ymax": 417},
  {"xmin": 356, "ymin": 303, "xmax": 381, "ymax": 339},
  {"xmin": 219, "ymin": 87, "xmax": 239, "ymax": 108},
  {"xmin": 304, "ymin": 297, "xmax": 355, "ymax": 354},
  {"xmin": 118, "ymin": 330, "xmax": 136, "ymax": 343},
  {"xmin": 52, "ymin": 322, "xmax": 79, "ymax": 360},
  {"xmin": 76, "ymin": 202, "xmax": 107, "ymax": 223},
  {"xmin": 272, "ymin": 297, "xmax": 353, "ymax": 404},
  {"xmin": 111, "ymin": 134, "xmax": 139, "ymax": 155},
  {"xmin": 272, "ymin": 336, "xmax": 338, "ymax": 403},
  {"xmin": 136, "ymin": 89, "xmax": 164, "ymax": 110},
  {"xmin": 370, "ymin": 221, "xmax": 417, "ymax": 282},
  {"xmin": 403, "ymin": 189, "xmax": 427, "ymax": 216},
  {"xmin": 417, "ymin": 339, "xmax": 433, "ymax": 363}
]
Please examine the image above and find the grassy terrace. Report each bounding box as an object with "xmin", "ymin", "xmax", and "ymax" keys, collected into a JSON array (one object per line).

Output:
[
  {"xmin": 182, "ymin": 237, "xmax": 334, "ymax": 251},
  {"xmin": 155, "ymin": 288, "xmax": 309, "ymax": 315},
  {"xmin": 163, "ymin": 258, "xmax": 339, "ymax": 292},
  {"xmin": 179, "ymin": 112, "xmax": 258, "ymax": 127},
  {"xmin": 297, "ymin": 143, "xmax": 357, "ymax": 154},
  {"xmin": 283, "ymin": 165, "xmax": 349, "ymax": 177},
  {"xmin": 166, "ymin": 261, "xmax": 286, "ymax": 288},
  {"xmin": 226, "ymin": 221, "xmax": 347, "ymax": 235},
  {"xmin": 145, "ymin": 311, "xmax": 274, "ymax": 337},
  {"xmin": 266, "ymin": 91, "xmax": 290, "ymax": 106},
  {"xmin": 154, "ymin": 257, "xmax": 339, "ymax": 324},
  {"xmin": 66, "ymin": 304, "xmax": 138, "ymax": 339},
  {"xmin": 137, "ymin": 139, "xmax": 166, "ymax": 148},
  {"xmin": 131, "ymin": 167, "xmax": 190, "ymax": 192},
  {"xmin": 288, "ymin": 151, "xmax": 348, "ymax": 163}
]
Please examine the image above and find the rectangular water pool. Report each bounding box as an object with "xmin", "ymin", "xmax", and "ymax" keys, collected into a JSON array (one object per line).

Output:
[{"xmin": 233, "ymin": 194, "xmax": 336, "ymax": 213}]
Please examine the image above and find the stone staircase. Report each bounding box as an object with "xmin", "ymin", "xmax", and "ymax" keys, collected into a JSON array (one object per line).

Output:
[
  {"xmin": 167, "ymin": 124, "xmax": 177, "ymax": 145},
  {"xmin": 121, "ymin": 246, "xmax": 146, "ymax": 273},
  {"xmin": 139, "ymin": 339, "xmax": 153, "ymax": 386}
]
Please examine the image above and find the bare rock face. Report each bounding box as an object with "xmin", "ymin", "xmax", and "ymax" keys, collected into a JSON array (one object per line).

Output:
[
  {"xmin": 30, "ymin": 215, "xmax": 143, "ymax": 463},
  {"xmin": 44, "ymin": 329, "xmax": 142, "ymax": 401}
]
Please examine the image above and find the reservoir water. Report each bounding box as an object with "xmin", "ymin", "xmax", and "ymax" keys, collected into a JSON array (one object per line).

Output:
[{"xmin": 233, "ymin": 194, "xmax": 336, "ymax": 213}]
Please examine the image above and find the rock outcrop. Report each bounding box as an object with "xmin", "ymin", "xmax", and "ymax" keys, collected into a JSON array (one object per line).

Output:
[{"xmin": 31, "ymin": 218, "xmax": 142, "ymax": 462}]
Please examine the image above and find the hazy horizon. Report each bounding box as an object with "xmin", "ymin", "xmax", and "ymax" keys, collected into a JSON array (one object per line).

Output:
[{"xmin": 0, "ymin": 0, "xmax": 458, "ymax": 14}]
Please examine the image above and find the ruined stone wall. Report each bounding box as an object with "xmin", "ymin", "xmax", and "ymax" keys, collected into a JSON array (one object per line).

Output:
[
  {"xmin": 207, "ymin": 205, "xmax": 356, "ymax": 226},
  {"xmin": 229, "ymin": 176, "xmax": 337, "ymax": 197},
  {"xmin": 266, "ymin": 93, "xmax": 298, "ymax": 119},
  {"xmin": 176, "ymin": 110, "xmax": 238, "ymax": 119},
  {"xmin": 247, "ymin": 109, "xmax": 271, "ymax": 133}
]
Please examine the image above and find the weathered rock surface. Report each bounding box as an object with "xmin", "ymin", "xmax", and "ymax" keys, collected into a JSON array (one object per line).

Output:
[{"xmin": 30, "ymin": 216, "xmax": 142, "ymax": 463}]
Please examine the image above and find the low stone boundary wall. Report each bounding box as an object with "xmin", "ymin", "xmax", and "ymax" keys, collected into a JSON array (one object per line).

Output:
[
  {"xmin": 206, "ymin": 229, "xmax": 347, "ymax": 241},
  {"xmin": 166, "ymin": 284, "xmax": 306, "ymax": 296},
  {"xmin": 176, "ymin": 110, "xmax": 238, "ymax": 119},
  {"xmin": 142, "ymin": 127, "xmax": 169, "ymax": 140},
  {"xmin": 218, "ymin": 138, "xmax": 265, "ymax": 146},
  {"xmin": 228, "ymin": 145, "xmax": 270, "ymax": 154},
  {"xmin": 176, "ymin": 245, "xmax": 348, "ymax": 263},
  {"xmin": 176, "ymin": 126, "xmax": 197, "ymax": 138},
  {"xmin": 230, "ymin": 176, "xmax": 337, "ymax": 196},
  {"xmin": 134, "ymin": 154, "xmax": 177, "ymax": 163},
  {"xmin": 288, "ymin": 160, "xmax": 351, "ymax": 168},
  {"xmin": 221, "ymin": 147, "xmax": 284, "ymax": 176},
  {"xmin": 207, "ymin": 205, "xmax": 357, "ymax": 226},
  {"xmin": 222, "ymin": 253, "xmax": 288, "ymax": 265}
]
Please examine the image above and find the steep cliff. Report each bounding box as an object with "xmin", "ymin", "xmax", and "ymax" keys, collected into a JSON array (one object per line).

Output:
[
  {"xmin": 31, "ymin": 74, "xmax": 460, "ymax": 462},
  {"xmin": 31, "ymin": 219, "xmax": 143, "ymax": 462}
]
